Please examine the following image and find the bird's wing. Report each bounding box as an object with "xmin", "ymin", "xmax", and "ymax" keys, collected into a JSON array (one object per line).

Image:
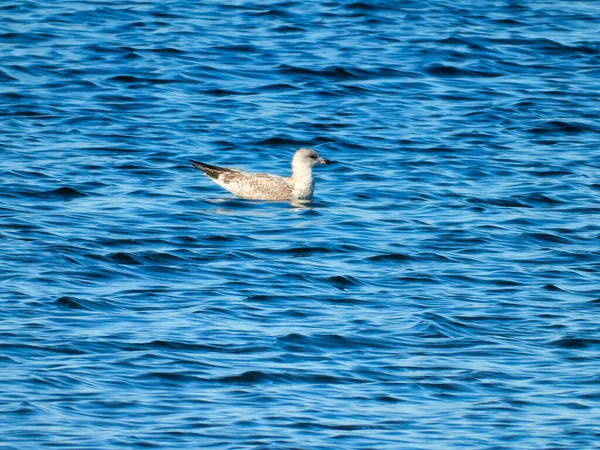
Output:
[
  {"xmin": 191, "ymin": 160, "xmax": 292, "ymax": 200},
  {"xmin": 190, "ymin": 160, "xmax": 241, "ymax": 180}
]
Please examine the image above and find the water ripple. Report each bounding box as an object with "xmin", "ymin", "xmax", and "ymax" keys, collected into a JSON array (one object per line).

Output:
[{"xmin": 1, "ymin": 0, "xmax": 599, "ymax": 448}]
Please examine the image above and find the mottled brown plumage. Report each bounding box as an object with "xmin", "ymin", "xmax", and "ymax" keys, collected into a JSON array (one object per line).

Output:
[{"xmin": 190, "ymin": 148, "xmax": 331, "ymax": 201}]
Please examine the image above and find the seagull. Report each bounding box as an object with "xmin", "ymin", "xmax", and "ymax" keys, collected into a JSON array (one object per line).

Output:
[{"xmin": 190, "ymin": 148, "xmax": 332, "ymax": 201}]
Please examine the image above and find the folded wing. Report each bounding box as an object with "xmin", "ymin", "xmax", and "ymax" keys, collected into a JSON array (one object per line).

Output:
[{"xmin": 190, "ymin": 160, "xmax": 293, "ymax": 200}]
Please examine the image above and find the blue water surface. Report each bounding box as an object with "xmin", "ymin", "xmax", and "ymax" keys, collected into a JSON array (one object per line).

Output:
[{"xmin": 1, "ymin": 1, "xmax": 600, "ymax": 448}]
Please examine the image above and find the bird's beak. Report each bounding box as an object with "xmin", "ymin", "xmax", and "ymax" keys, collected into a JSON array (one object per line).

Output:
[{"xmin": 318, "ymin": 157, "xmax": 332, "ymax": 164}]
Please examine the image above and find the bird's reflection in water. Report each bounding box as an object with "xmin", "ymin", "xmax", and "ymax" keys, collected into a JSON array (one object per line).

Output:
[{"xmin": 207, "ymin": 197, "xmax": 315, "ymax": 216}]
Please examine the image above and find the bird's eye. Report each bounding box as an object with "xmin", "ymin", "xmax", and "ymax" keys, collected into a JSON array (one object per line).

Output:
[{"xmin": 310, "ymin": 154, "xmax": 317, "ymax": 159}]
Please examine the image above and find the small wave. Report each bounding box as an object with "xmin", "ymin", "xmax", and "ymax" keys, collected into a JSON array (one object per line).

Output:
[
  {"xmin": 250, "ymin": 9, "xmax": 295, "ymax": 18},
  {"xmin": 277, "ymin": 64, "xmax": 403, "ymax": 80},
  {"xmin": 107, "ymin": 252, "xmax": 142, "ymax": 265},
  {"xmin": 9, "ymin": 110, "xmax": 51, "ymax": 118},
  {"xmin": 529, "ymin": 169, "xmax": 573, "ymax": 177},
  {"xmin": 214, "ymin": 44, "xmax": 260, "ymax": 53},
  {"xmin": 253, "ymin": 136, "xmax": 306, "ymax": 146},
  {"xmin": 202, "ymin": 234, "xmax": 241, "ymax": 242},
  {"xmin": 271, "ymin": 25, "xmax": 305, "ymax": 32},
  {"xmin": 51, "ymin": 296, "xmax": 119, "ymax": 312},
  {"xmin": 216, "ymin": 370, "xmax": 273, "ymax": 384},
  {"xmin": 216, "ymin": 369, "xmax": 364, "ymax": 385},
  {"xmin": 537, "ymin": 39, "xmax": 600, "ymax": 56},
  {"xmin": 280, "ymin": 246, "xmax": 333, "ymax": 256},
  {"xmin": 259, "ymin": 83, "xmax": 299, "ymax": 91},
  {"xmin": 432, "ymin": 36, "xmax": 489, "ymax": 52},
  {"xmin": 105, "ymin": 251, "xmax": 186, "ymax": 265},
  {"xmin": 548, "ymin": 337, "xmax": 600, "ymax": 349},
  {"xmin": 276, "ymin": 332, "xmax": 398, "ymax": 351},
  {"xmin": 0, "ymin": 32, "xmax": 54, "ymax": 43},
  {"xmin": 52, "ymin": 296, "xmax": 92, "ymax": 311},
  {"xmin": 0, "ymin": 91, "xmax": 28, "ymax": 100},
  {"xmin": 108, "ymin": 75, "xmax": 186, "ymax": 85},
  {"xmin": 323, "ymin": 275, "xmax": 363, "ymax": 290},
  {"xmin": 83, "ymin": 44, "xmax": 130, "ymax": 54},
  {"xmin": 367, "ymin": 252, "xmax": 414, "ymax": 262},
  {"xmin": 20, "ymin": 186, "xmax": 88, "ymax": 200},
  {"xmin": 492, "ymin": 18, "xmax": 525, "ymax": 26},
  {"xmin": 202, "ymin": 88, "xmax": 252, "ymax": 97},
  {"xmin": 468, "ymin": 197, "xmax": 532, "ymax": 208},
  {"xmin": 425, "ymin": 63, "xmax": 503, "ymax": 78},
  {"xmin": 50, "ymin": 187, "xmax": 88, "ymax": 198},
  {"xmin": 397, "ymin": 273, "xmax": 439, "ymax": 284},
  {"xmin": 148, "ymin": 47, "xmax": 186, "ymax": 55},
  {"xmin": 145, "ymin": 372, "xmax": 198, "ymax": 382},
  {"xmin": 130, "ymin": 340, "xmax": 267, "ymax": 354},
  {"xmin": 0, "ymin": 69, "xmax": 17, "ymax": 82},
  {"xmin": 527, "ymin": 120, "xmax": 599, "ymax": 135},
  {"xmin": 512, "ymin": 193, "xmax": 565, "ymax": 206},
  {"xmin": 524, "ymin": 232, "xmax": 572, "ymax": 244},
  {"xmin": 138, "ymin": 251, "xmax": 187, "ymax": 264},
  {"xmin": 543, "ymin": 284, "xmax": 567, "ymax": 292}
]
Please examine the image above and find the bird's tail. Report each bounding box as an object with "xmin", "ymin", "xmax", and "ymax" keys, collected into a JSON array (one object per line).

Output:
[{"xmin": 190, "ymin": 160, "xmax": 233, "ymax": 180}]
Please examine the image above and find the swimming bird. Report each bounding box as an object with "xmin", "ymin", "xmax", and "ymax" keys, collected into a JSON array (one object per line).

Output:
[{"xmin": 190, "ymin": 148, "xmax": 331, "ymax": 201}]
